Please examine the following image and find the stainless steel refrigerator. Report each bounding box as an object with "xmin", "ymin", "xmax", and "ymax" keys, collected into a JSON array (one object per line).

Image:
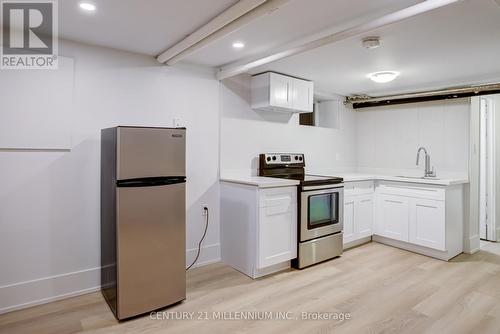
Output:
[{"xmin": 101, "ymin": 126, "xmax": 186, "ymax": 320}]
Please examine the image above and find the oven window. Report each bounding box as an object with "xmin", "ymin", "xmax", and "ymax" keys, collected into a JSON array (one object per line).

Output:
[{"xmin": 308, "ymin": 193, "xmax": 338, "ymax": 228}]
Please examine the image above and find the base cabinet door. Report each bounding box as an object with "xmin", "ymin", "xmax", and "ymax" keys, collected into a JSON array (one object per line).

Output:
[
  {"xmin": 409, "ymin": 198, "xmax": 445, "ymax": 251},
  {"xmin": 356, "ymin": 194, "xmax": 373, "ymax": 238},
  {"xmin": 376, "ymin": 194, "xmax": 409, "ymax": 242},
  {"xmin": 258, "ymin": 188, "xmax": 297, "ymax": 268},
  {"xmin": 343, "ymin": 196, "xmax": 356, "ymax": 244}
]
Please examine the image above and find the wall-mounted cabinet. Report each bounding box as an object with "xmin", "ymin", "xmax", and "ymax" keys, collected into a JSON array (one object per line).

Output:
[{"xmin": 251, "ymin": 72, "xmax": 313, "ymax": 113}]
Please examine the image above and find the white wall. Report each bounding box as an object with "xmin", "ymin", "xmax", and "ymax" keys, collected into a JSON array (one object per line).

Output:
[
  {"xmin": 356, "ymin": 98, "xmax": 470, "ymax": 177},
  {"xmin": 220, "ymin": 75, "xmax": 358, "ymax": 174},
  {"xmin": 0, "ymin": 40, "xmax": 221, "ymax": 313}
]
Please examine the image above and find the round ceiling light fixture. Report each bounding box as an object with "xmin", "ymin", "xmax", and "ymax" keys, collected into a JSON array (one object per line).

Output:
[
  {"xmin": 232, "ymin": 41, "xmax": 245, "ymax": 49},
  {"xmin": 368, "ymin": 71, "xmax": 400, "ymax": 83},
  {"xmin": 79, "ymin": 2, "xmax": 96, "ymax": 11},
  {"xmin": 362, "ymin": 36, "xmax": 380, "ymax": 49}
]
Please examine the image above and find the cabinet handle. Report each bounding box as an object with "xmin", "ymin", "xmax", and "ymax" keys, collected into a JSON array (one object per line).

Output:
[
  {"xmin": 386, "ymin": 200, "xmax": 403, "ymax": 204},
  {"xmin": 416, "ymin": 204, "xmax": 438, "ymax": 209}
]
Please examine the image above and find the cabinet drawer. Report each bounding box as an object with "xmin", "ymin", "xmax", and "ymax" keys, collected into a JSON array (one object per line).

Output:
[
  {"xmin": 376, "ymin": 182, "xmax": 445, "ymax": 201},
  {"xmin": 259, "ymin": 186, "xmax": 296, "ymax": 208},
  {"xmin": 344, "ymin": 181, "xmax": 374, "ymax": 196}
]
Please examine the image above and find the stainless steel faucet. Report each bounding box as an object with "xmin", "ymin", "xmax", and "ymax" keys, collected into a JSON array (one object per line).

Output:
[{"xmin": 416, "ymin": 147, "xmax": 436, "ymax": 177}]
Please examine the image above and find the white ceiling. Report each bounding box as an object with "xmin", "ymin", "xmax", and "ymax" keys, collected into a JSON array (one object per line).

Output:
[
  {"xmin": 57, "ymin": 0, "xmax": 500, "ymax": 96},
  {"xmin": 182, "ymin": 0, "xmax": 422, "ymax": 67},
  {"xmin": 248, "ymin": 0, "xmax": 500, "ymax": 96},
  {"xmin": 58, "ymin": 0, "xmax": 239, "ymax": 56}
]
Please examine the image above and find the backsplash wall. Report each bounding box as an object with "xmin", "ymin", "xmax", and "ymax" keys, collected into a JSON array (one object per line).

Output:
[
  {"xmin": 356, "ymin": 98, "xmax": 470, "ymax": 177},
  {"xmin": 220, "ymin": 74, "xmax": 358, "ymax": 174}
]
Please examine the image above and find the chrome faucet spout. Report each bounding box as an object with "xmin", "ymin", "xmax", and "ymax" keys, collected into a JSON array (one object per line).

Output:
[
  {"xmin": 416, "ymin": 147, "xmax": 436, "ymax": 178},
  {"xmin": 416, "ymin": 147, "xmax": 427, "ymax": 165}
]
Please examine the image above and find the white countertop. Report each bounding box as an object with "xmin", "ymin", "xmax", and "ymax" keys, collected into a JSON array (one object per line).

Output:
[
  {"xmin": 220, "ymin": 174, "xmax": 299, "ymax": 188},
  {"xmin": 331, "ymin": 173, "xmax": 468, "ymax": 186},
  {"xmin": 220, "ymin": 170, "xmax": 468, "ymax": 188}
]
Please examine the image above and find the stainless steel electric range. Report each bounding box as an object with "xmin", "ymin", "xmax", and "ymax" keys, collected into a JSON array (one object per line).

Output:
[{"xmin": 259, "ymin": 153, "xmax": 344, "ymax": 268}]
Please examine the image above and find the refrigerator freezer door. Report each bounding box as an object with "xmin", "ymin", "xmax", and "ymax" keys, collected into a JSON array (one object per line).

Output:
[
  {"xmin": 116, "ymin": 182, "xmax": 186, "ymax": 319},
  {"xmin": 117, "ymin": 127, "xmax": 185, "ymax": 180}
]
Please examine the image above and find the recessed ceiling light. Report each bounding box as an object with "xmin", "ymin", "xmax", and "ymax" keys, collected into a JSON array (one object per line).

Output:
[
  {"xmin": 79, "ymin": 2, "xmax": 96, "ymax": 11},
  {"xmin": 368, "ymin": 71, "xmax": 400, "ymax": 83},
  {"xmin": 232, "ymin": 41, "xmax": 245, "ymax": 49}
]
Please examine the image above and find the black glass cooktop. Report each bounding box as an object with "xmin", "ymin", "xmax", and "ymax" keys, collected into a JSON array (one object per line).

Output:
[
  {"xmin": 301, "ymin": 174, "xmax": 343, "ymax": 186},
  {"xmin": 265, "ymin": 173, "xmax": 343, "ymax": 186}
]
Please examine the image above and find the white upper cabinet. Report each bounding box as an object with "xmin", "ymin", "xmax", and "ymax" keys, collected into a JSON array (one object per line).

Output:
[
  {"xmin": 269, "ymin": 73, "xmax": 293, "ymax": 110},
  {"xmin": 251, "ymin": 72, "xmax": 313, "ymax": 113},
  {"xmin": 290, "ymin": 76, "xmax": 313, "ymax": 112}
]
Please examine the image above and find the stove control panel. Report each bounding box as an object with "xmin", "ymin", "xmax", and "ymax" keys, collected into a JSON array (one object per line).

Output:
[{"xmin": 260, "ymin": 153, "xmax": 305, "ymax": 166}]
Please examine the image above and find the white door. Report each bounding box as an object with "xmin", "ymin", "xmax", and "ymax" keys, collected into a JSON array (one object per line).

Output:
[
  {"xmin": 343, "ymin": 196, "xmax": 356, "ymax": 244},
  {"xmin": 409, "ymin": 198, "xmax": 445, "ymax": 251},
  {"xmin": 291, "ymin": 79, "xmax": 313, "ymax": 112},
  {"xmin": 258, "ymin": 188, "xmax": 297, "ymax": 268},
  {"xmin": 376, "ymin": 194, "xmax": 409, "ymax": 242},
  {"xmin": 269, "ymin": 73, "xmax": 293, "ymax": 109},
  {"xmin": 356, "ymin": 194, "xmax": 374, "ymax": 238}
]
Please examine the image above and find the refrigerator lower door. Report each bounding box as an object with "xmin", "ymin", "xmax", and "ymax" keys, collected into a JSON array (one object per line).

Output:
[{"xmin": 116, "ymin": 182, "xmax": 186, "ymax": 319}]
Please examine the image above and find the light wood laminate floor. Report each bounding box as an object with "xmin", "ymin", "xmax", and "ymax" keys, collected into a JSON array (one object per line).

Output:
[{"xmin": 2, "ymin": 241, "xmax": 500, "ymax": 334}]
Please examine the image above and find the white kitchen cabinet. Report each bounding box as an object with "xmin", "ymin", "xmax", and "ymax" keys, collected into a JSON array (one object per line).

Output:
[
  {"xmin": 290, "ymin": 76, "xmax": 313, "ymax": 112},
  {"xmin": 221, "ymin": 182, "xmax": 297, "ymax": 279},
  {"xmin": 357, "ymin": 194, "xmax": 374, "ymax": 238},
  {"xmin": 258, "ymin": 187, "xmax": 297, "ymax": 268},
  {"xmin": 409, "ymin": 198, "xmax": 445, "ymax": 251},
  {"xmin": 251, "ymin": 72, "xmax": 313, "ymax": 113},
  {"xmin": 343, "ymin": 181, "xmax": 374, "ymax": 247},
  {"xmin": 343, "ymin": 196, "xmax": 356, "ymax": 243},
  {"xmin": 375, "ymin": 194, "xmax": 410, "ymax": 242},
  {"xmin": 269, "ymin": 73, "xmax": 292, "ymax": 110},
  {"xmin": 373, "ymin": 181, "xmax": 463, "ymax": 261}
]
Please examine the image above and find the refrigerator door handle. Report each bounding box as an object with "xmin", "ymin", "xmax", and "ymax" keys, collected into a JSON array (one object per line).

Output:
[{"xmin": 116, "ymin": 176, "xmax": 186, "ymax": 188}]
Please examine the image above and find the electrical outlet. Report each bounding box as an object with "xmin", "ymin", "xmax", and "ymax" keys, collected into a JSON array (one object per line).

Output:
[
  {"xmin": 201, "ymin": 204, "xmax": 208, "ymax": 216},
  {"xmin": 173, "ymin": 117, "xmax": 182, "ymax": 128}
]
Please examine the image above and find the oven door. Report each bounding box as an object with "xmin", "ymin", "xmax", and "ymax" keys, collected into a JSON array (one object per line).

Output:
[{"xmin": 300, "ymin": 186, "xmax": 343, "ymax": 242}]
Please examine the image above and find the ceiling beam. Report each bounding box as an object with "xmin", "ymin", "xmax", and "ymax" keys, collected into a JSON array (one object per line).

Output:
[
  {"xmin": 216, "ymin": 0, "xmax": 462, "ymax": 80},
  {"xmin": 157, "ymin": 0, "xmax": 291, "ymax": 65},
  {"xmin": 157, "ymin": 0, "xmax": 266, "ymax": 64}
]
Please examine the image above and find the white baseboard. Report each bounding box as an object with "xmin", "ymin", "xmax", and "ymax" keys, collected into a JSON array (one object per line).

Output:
[
  {"xmin": 0, "ymin": 267, "xmax": 101, "ymax": 315},
  {"xmin": 186, "ymin": 243, "xmax": 221, "ymax": 268},
  {"xmin": 344, "ymin": 236, "xmax": 372, "ymax": 250},
  {"xmin": 0, "ymin": 244, "xmax": 221, "ymax": 315},
  {"xmin": 464, "ymin": 234, "xmax": 480, "ymax": 254},
  {"xmin": 373, "ymin": 235, "xmax": 461, "ymax": 261}
]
